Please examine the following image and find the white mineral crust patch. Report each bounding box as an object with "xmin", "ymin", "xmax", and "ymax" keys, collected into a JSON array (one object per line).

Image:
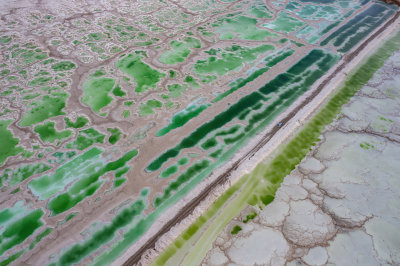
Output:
[
  {"xmin": 282, "ymin": 199, "xmax": 336, "ymax": 246},
  {"xmin": 302, "ymin": 246, "xmax": 328, "ymax": 266},
  {"xmin": 259, "ymin": 201, "xmax": 289, "ymax": 227},
  {"xmin": 326, "ymin": 230, "xmax": 381, "ymax": 265},
  {"xmin": 226, "ymin": 226, "xmax": 289, "ymax": 266}
]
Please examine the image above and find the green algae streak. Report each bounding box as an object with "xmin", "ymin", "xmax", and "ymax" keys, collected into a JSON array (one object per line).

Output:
[
  {"xmin": 147, "ymin": 49, "xmax": 338, "ymax": 172},
  {"xmin": 57, "ymin": 190, "xmax": 148, "ymax": 265},
  {"xmin": 47, "ymin": 149, "xmax": 138, "ymax": 215},
  {"xmin": 213, "ymin": 48, "xmax": 294, "ymax": 102},
  {"xmin": 0, "ymin": 209, "xmax": 44, "ymax": 256},
  {"xmin": 156, "ymin": 103, "xmax": 210, "ymax": 137},
  {"xmin": 0, "ymin": 250, "xmax": 24, "ymax": 266},
  {"xmin": 29, "ymin": 147, "xmax": 104, "ymax": 200},
  {"xmin": 155, "ymin": 159, "xmax": 211, "ymax": 207},
  {"xmin": 320, "ymin": 3, "xmax": 396, "ymax": 53},
  {"xmin": 159, "ymin": 165, "xmax": 178, "ymax": 179}
]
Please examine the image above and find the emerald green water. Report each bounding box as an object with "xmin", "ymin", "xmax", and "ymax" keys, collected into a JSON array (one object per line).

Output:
[
  {"xmin": 123, "ymin": 110, "xmax": 130, "ymax": 118},
  {"xmin": 49, "ymin": 151, "xmax": 76, "ymax": 164},
  {"xmin": 178, "ymin": 157, "xmax": 189, "ymax": 165},
  {"xmin": 115, "ymin": 167, "xmax": 130, "ymax": 178},
  {"xmin": 116, "ymin": 54, "xmax": 165, "ymax": 93},
  {"xmin": 29, "ymin": 147, "xmax": 104, "ymax": 200},
  {"xmin": 160, "ymin": 165, "xmax": 178, "ymax": 179},
  {"xmin": 29, "ymin": 228, "xmax": 52, "ymax": 249},
  {"xmin": 139, "ymin": 99, "xmax": 163, "ymax": 116},
  {"xmin": 0, "ymin": 250, "xmax": 24, "ymax": 266},
  {"xmin": 20, "ymin": 94, "xmax": 68, "ymax": 126},
  {"xmin": 1, "ymin": 163, "xmax": 51, "ymax": 187},
  {"xmin": 0, "ymin": 36, "xmax": 11, "ymax": 44},
  {"xmin": 213, "ymin": 48, "xmax": 294, "ymax": 102},
  {"xmin": 147, "ymin": 49, "xmax": 338, "ymax": 172},
  {"xmin": 202, "ymin": 124, "xmax": 241, "ymax": 147},
  {"xmin": 92, "ymin": 69, "xmax": 106, "ymax": 77},
  {"xmin": 214, "ymin": 15, "xmax": 277, "ymax": 40},
  {"xmin": 81, "ymin": 77, "xmax": 116, "ymax": 113},
  {"xmin": 0, "ymin": 120, "xmax": 23, "ymax": 166},
  {"xmin": 155, "ymin": 159, "xmax": 211, "ymax": 207},
  {"xmin": 0, "ymin": 205, "xmax": 43, "ymax": 257},
  {"xmin": 158, "ymin": 37, "xmax": 201, "ymax": 64},
  {"xmin": 112, "ymin": 84, "xmax": 126, "ymax": 97},
  {"xmin": 69, "ymin": 37, "xmax": 339, "ymax": 261},
  {"xmin": 2, "ymin": 1, "xmax": 397, "ymax": 264},
  {"xmin": 263, "ymin": 12, "xmax": 305, "ymax": 33},
  {"xmin": 194, "ymin": 44, "xmax": 275, "ymax": 76},
  {"xmin": 159, "ymin": 157, "xmax": 190, "ymax": 179},
  {"xmin": 68, "ymin": 158, "xmax": 224, "ymax": 266},
  {"xmin": 9, "ymin": 42, "xmax": 48, "ymax": 68},
  {"xmin": 248, "ymin": 1, "xmax": 272, "ymax": 18},
  {"xmin": 243, "ymin": 212, "xmax": 257, "ymax": 223},
  {"xmin": 140, "ymin": 50, "xmax": 337, "ymax": 264},
  {"xmin": 107, "ymin": 128, "xmax": 122, "ymax": 145},
  {"xmin": 231, "ymin": 225, "xmax": 242, "ymax": 235},
  {"xmin": 47, "ymin": 149, "xmax": 138, "ymax": 215},
  {"xmin": 320, "ymin": 3, "xmax": 396, "ymax": 53},
  {"xmin": 34, "ymin": 122, "xmax": 72, "ymax": 143},
  {"xmin": 28, "ymin": 77, "xmax": 52, "ymax": 86},
  {"xmin": 51, "ymin": 61, "xmax": 76, "ymax": 72},
  {"xmin": 66, "ymin": 128, "xmax": 105, "ymax": 150},
  {"xmin": 156, "ymin": 102, "xmax": 210, "ymax": 137},
  {"xmin": 114, "ymin": 178, "xmax": 126, "ymax": 188},
  {"xmin": 184, "ymin": 75, "xmax": 200, "ymax": 88},
  {"xmin": 57, "ymin": 189, "xmax": 148, "ymax": 265},
  {"xmin": 64, "ymin": 116, "xmax": 89, "ymax": 128},
  {"xmin": 124, "ymin": 101, "xmax": 134, "ymax": 107},
  {"xmin": 163, "ymin": 84, "xmax": 186, "ymax": 99}
]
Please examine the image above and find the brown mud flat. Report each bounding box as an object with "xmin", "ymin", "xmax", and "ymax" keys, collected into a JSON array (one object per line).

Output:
[{"xmin": 123, "ymin": 9, "xmax": 400, "ymax": 266}]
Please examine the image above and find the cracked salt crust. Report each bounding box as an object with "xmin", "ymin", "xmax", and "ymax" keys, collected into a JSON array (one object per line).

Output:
[
  {"xmin": 202, "ymin": 49, "xmax": 400, "ymax": 266},
  {"xmin": 283, "ymin": 199, "xmax": 336, "ymax": 247}
]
